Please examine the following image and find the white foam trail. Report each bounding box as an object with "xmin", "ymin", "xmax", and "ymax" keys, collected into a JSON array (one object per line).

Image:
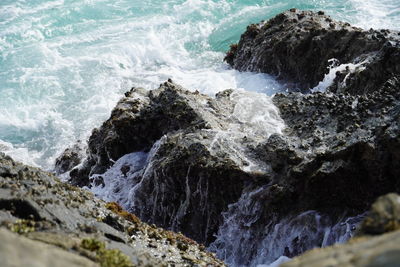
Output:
[
  {"xmin": 89, "ymin": 151, "xmax": 149, "ymax": 207},
  {"xmin": 311, "ymin": 58, "xmax": 367, "ymax": 93}
]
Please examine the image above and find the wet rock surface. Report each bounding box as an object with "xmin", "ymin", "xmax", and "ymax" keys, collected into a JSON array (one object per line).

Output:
[
  {"xmin": 266, "ymin": 81, "xmax": 400, "ymax": 216},
  {"xmin": 226, "ymin": 9, "xmax": 400, "ymax": 94},
  {"xmin": 0, "ymin": 153, "xmax": 224, "ymax": 266},
  {"xmin": 210, "ymin": 75, "xmax": 400, "ymax": 264},
  {"xmin": 59, "ymin": 77, "xmax": 399, "ymax": 262},
  {"xmin": 62, "ymin": 81, "xmax": 284, "ymax": 244},
  {"xmin": 55, "ymin": 141, "xmax": 86, "ymax": 175}
]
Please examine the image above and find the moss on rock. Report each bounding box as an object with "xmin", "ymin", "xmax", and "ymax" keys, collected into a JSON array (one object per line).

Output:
[{"xmin": 80, "ymin": 238, "xmax": 132, "ymax": 267}]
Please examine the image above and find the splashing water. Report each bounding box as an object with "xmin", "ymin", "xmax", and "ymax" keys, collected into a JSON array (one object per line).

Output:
[
  {"xmin": 89, "ymin": 89, "xmax": 286, "ymax": 209},
  {"xmin": 208, "ymin": 185, "xmax": 366, "ymax": 266}
]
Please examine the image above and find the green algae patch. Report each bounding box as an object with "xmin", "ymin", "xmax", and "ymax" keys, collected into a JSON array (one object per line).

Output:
[
  {"xmin": 80, "ymin": 238, "xmax": 132, "ymax": 267},
  {"xmin": 8, "ymin": 219, "xmax": 36, "ymax": 234}
]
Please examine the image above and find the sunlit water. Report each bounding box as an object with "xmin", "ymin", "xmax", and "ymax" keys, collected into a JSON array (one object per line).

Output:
[{"xmin": 1, "ymin": 0, "xmax": 399, "ymax": 169}]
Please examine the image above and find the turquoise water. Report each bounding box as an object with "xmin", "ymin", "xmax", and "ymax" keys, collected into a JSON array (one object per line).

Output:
[{"xmin": 0, "ymin": 0, "xmax": 399, "ymax": 169}]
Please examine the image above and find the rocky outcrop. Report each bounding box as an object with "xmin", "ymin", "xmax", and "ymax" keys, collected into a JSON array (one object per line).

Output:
[
  {"xmin": 265, "ymin": 81, "xmax": 400, "ymax": 216},
  {"xmin": 281, "ymin": 193, "xmax": 400, "ymax": 267},
  {"xmin": 226, "ymin": 9, "xmax": 400, "ymax": 94},
  {"xmin": 0, "ymin": 153, "xmax": 224, "ymax": 266},
  {"xmin": 59, "ymin": 77, "xmax": 399, "ymax": 252},
  {"xmin": 210, "ymin": 79, "xmax": 399, "ymax": 265},
  {"xmin": 59, "ymin": 81, "xmax": 284, "ymax": 244}
]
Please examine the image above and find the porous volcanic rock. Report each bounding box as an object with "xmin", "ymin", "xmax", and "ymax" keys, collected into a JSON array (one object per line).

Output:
[
  {"xmin": 226, "ymin": 9, "xmax": 400, "ymax": 94},
  {"xmin": 0, "ymin": 153, "xmax": 224, "ymax": 266},
  {"xmin": 263, "ymin": 81, "xmax": 400, "ymax": 216}
]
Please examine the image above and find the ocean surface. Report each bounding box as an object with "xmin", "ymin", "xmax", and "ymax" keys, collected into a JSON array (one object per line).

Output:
[{"xmin": 0, "ymin": 0, "xmax": 399, "ymax": 169}]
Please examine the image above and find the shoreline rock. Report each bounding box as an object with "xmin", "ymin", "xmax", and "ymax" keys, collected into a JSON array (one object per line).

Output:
[
  {"xmin": 0, "ymin": 153, "xmax": 224, "ymax": 266},
  {"xmin": 59, "ymin": 81, "xmax": 285, "ymax": 244},
  {"xmin": 226, "ymin": 9, "xmax": 400, "ymax": 94}
]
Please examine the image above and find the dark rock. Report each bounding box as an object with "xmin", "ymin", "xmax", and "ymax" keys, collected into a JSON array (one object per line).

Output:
[
  {"xmin": 226, "ymin": 9, "xmax": 400, "ymax": 94},
  {"xmin": 64, "ymin": 82, "xmax": 284, "ymax": 244},
  {"xmin": 60, "ymin": 74, "xmax": 399, "ymax": 253},
  {"xmin": 66, "ymin": 83, "xmax": 224, "ymax": 186},
  {"xmin": 264, "ymin": 81, "xmax": 400, "ymax": 217},
  {"xmin": 55, "ymin": 141, "xmax": 85, "ymax": 175},
  {"xmin": 210, "ymin": 79, "xmax": 400, "ymax": 265}
]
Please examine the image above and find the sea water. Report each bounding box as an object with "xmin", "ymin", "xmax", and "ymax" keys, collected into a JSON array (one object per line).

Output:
[{"xmin": 1, "ymin": 0, "xmax": 399, "ymax": 169}]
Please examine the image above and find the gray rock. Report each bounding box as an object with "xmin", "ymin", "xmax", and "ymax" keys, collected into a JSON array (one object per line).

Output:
[
  {"xmin": 0, "ymin": 228, "xmax": 98, "ymax": 267},
  {"xmin": 55, "ymin": 141, "xmax": 86, "ymax": 175},
  {"xmin": 281, "ymin": 229, "xmax": 400, "ymax": 267},
  {"xmin": 0, "ymin": 153, "xmax": 225, "ymax": 266}
]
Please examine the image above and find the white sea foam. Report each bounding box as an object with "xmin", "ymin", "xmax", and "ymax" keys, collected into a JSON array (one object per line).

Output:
[
  {"xmin": 311, "ymin": 58, "xmax": 368, "ymax": 93},
  {"xmin": 350, "ymin": 0, "xmax": 400, "ymax": 30},
  {"xmin": 0, "ymin": 1, "xmax": 396, "ymax": 267}
]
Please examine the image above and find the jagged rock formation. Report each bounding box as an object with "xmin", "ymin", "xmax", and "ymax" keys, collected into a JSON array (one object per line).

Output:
[
  {"xmin": 265, "ymin": 82, "xmax": 400, "ymax": 217},
  {"xmin": 55, "ymin": 140, "xmax": 86, "ymax": 174},
  {"xmin": 210, "ymin": 11, "xmax": 400, "ymax": 264},
  {"xmin": 226, "ymin": 9, "xmax": 400, "ymax": 94},
  {"xmin": 60, "ymin": 81, "xmax": 284, "ymax": 244},
  {"xmin": 282, "ymin": 194, "xmax": 400, "ymax": 267},
  {"xmin": 0, "ymin": 153, "xmax": 224, "ymax": 266}
]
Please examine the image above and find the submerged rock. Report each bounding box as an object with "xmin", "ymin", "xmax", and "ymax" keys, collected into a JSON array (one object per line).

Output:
[
  {"xmin": 226, "ymin": 9, "xmax": 400, "ymax": 94},
  {"xmin": 0, "ymin": 153, "xmax": 224, "ymax": 266}
]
